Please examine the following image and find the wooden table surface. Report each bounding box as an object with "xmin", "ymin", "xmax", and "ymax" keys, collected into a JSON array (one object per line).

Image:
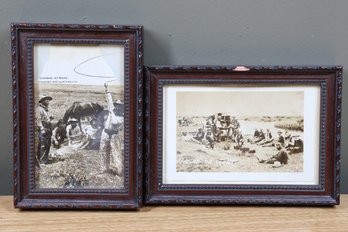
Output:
[{"xmin": 1, "ymin": 195, "xmax": 348, "ymax": 232}]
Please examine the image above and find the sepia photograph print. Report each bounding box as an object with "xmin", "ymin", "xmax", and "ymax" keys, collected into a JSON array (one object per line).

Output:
[
  {"xmin": 34, "ymin": 44, "xmax": 125, "ymax": 189},
  {"xmin": 145, "ymin": 66, "xmax": 342, "ymax": 205},
  {"xmin": 176, "ymin": 90, "xmax": 305, "ymax": 174},
  {"xmin": 12, "ymin": 23, "xmax": 143, "ymax": 209}
]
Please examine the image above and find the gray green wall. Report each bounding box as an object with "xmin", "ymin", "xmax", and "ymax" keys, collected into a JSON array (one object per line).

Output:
[{"xmin": 0, "ymin": 0, "xmax": 347, "ymax": 194}]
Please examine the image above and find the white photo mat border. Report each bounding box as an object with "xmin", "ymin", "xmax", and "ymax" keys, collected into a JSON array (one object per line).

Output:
[{"xmin": 163, "ymin": 85, "xmax": 320, "ymax": 185}]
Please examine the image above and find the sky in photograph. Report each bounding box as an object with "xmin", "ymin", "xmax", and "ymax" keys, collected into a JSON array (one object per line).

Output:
[
  {"xmin": 176, "ymin": 87, "xmax": 304, "ymax": 117},
  {"xmin": 34, "ymin": 43, "xmax": 124, "ymax": 86}
]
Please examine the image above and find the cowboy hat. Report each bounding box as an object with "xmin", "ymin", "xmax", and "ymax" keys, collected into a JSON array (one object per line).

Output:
[
  {"xmin": 272, "ymin": 161, "xmax": 283, "ymax": 168},
  {"xmin": 68, "ymin": 117, "xmax": 78, "ymax": 123},
  {"xmin": 275, "ymin": 142, "xmax": 282, "ymax": 148},
  {"xmin": 39, "ymin": 94, "xmax": 53, "ymax": 103},
  {"xmin": 89, "ymin": 118, "xmax": 97, "ymax": 125},
  {"xmin": 114, "ymin": 99, "xmax": 124, "ymax": 105}
]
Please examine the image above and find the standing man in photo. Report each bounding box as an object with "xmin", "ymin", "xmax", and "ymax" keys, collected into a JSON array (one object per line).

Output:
[
  {"xmin": 36, "ymin": 94, "xmax": 54, "ymax": 165},
  {"xmin": 99, "ymin": 83, "xmax": 124, "ymax": 176}
]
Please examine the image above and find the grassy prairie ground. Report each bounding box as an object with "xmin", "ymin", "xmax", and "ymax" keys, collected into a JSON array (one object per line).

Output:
[{"xmin": 35, "ymin": 83, "xmax": 124, "ymax": 189}]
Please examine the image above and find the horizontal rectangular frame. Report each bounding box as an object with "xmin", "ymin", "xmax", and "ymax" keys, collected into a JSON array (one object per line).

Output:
[
  {"xmin": 145, "ymin": 65, "xmax": 342, "ymax": 205},
  {"xmin": 12, "ymin": 23, "xmax": 143, "ymax": 209}
]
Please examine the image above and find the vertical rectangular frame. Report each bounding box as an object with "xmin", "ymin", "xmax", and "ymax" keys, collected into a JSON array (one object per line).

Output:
[{"xmin": 12, "ymin": 23, "xmax": 144, "ymax": 209}]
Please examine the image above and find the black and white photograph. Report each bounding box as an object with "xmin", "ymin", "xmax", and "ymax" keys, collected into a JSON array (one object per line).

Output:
[{"xmin": 34, "ymin": 43, "xmax": 125, "ymax": 189}]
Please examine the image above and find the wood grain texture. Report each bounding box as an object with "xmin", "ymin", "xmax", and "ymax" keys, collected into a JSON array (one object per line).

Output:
[{"xmin": 1, "ymin": 195, "xmax": 348, "ymax": 232}]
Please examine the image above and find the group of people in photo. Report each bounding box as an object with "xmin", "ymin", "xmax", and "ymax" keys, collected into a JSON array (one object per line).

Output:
[
  {"xmin": 184, "ymin": 113, "xmax": 243, "ymax": 149},
  {"xmin": 180, "ymin": 113, "xmax": 304, "ymax": 168},
  {"xmin": 35, "ymin": 84, "xmax": 124, "ymax": 176},
  {"xmin": 251, "ymin": 128, "xmax": 302, "ymax": 150}
]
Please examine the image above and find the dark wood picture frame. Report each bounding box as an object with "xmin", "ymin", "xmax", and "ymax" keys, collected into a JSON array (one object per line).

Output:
[
  {"xmin": 11, "ymin": 23, "xmax": 143, "ymax": 209},
  {"xmin": 145, "ymin": 65, "xmax": 342, "ymax": 206}
]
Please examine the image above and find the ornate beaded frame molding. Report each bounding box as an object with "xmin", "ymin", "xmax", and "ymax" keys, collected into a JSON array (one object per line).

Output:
[
  {"xmin": 145, "ymin": 65, "xmax": 342, "ymax": 206},
  {"xmin": 11, "ymin": 23, "xmax": 143, "ymax": 209}
]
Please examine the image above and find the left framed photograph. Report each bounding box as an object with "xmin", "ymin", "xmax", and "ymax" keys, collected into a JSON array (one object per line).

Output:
[{"xmin": 11, "ymin": 23, "xmax": 143, "ymax": 209}]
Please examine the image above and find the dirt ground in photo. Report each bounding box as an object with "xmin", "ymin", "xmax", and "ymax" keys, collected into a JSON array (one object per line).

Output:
[{"xmin": 176, "ymin": 116, "xmax": 303, "ymax": 173}]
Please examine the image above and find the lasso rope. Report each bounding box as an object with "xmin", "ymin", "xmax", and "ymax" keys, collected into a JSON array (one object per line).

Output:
[{"xmin": 73, "ymin": 53, "xmax": 120, "ymax": 79}]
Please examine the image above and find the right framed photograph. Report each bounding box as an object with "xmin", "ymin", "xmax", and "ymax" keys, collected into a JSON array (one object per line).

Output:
[{"xmin": 145, "ymin": 65, "xmax": 342, "ymax": 205}]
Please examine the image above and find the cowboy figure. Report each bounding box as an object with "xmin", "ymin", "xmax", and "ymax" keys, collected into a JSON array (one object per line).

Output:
[
  {"xmin": 258, "ymin": 142, "xmax": 289, "ymax": 165},
  {"xmin": 99, "ymin": 83, "xmax": 124, "ymax": 175},
  {"xmin": 36, "ymin": 94, "xmax": 53, "ymax": 165}
]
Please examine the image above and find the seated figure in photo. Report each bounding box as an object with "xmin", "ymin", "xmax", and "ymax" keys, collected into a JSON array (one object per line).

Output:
[
  {"xmin": 192, "ymin": 128, "xmax": 205, "ymax": 143},
  {"xmin": 253, "ymin": 129, "xmax": 265, "ymax": 144},
  {"xmin": 253, "ymin": 129, "xmax": 260, "ymax": 138},
  {"xmin": 205, "ymin": 116, "xmax": 215, "ymax": 130},
  {"xmin": 258, "ymin": 142, "xmax": 289, "ymax": 165},
  {"xmin": 257, "ymin": 129, "xmax": 273, "ymax": 146},
  {"xmin": 51, "ymin": 119, "xmax": 66, "ymax": 148},
  {"xmin": 284, "ymin": 133, "xmax": 303, "ymax": 152},
  {"xmin": 66, "ymin": 118, "xmax": 87, "ymax": 149},
  {"xmin": 277, "ymin": 131, "xmax": 285, "ymax": 147},
  {"xmin": 235, "ymin": 129, "xmax": 244, "ymax": 147},
  {"xmin": 262, "ymin": 130, "xmax": 285, "ymax": 147},
  {"xmin": 83, "ymin": 118, "xmax": 100, "ymax": 150},
  {"xmin": 205, "ymin": 129, "xmax": 215, "ymax": 149},
  {"xmin": 284, "ymin": 130, "xmax": 291, "ymax": 146}
]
